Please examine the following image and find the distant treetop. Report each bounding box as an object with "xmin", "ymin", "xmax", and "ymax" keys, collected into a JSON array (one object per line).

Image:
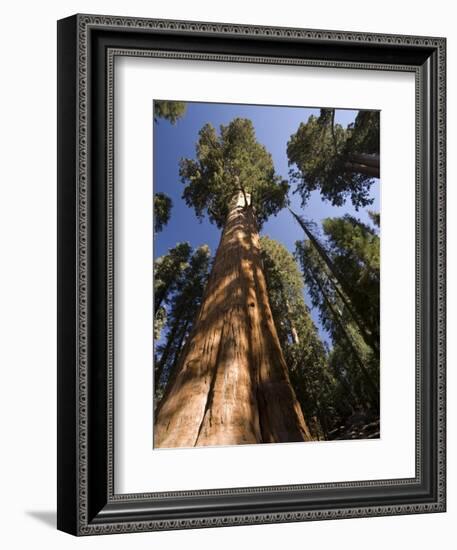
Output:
[
  {"xmin": 154, "ymin": 192, "xmax": 172, "ymax": 233},
  {"xmin": 154, "ymin": 101, "xmax": 187, "ymax": 125}
]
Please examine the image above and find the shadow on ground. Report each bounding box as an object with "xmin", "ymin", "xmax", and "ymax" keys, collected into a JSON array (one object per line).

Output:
[{"xmin": 26, "ymin": 510, "xmax": 56, "ymax": 529}]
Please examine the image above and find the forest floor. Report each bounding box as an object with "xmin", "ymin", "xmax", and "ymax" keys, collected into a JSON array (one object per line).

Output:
[{"xmin": 327, "ymin": 411, "xmax": 380, "ymax": 440}]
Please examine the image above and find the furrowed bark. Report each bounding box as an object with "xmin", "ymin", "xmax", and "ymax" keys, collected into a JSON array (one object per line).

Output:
[
  {"xmin": 154, "ymin": 192, "xmax": 312, "ymax": 448},
  {"xmin": 246, "ymin": 217, "xmax": 311, "ymax": 443}
]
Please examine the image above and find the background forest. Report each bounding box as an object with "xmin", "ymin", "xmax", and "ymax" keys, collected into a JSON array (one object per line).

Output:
[{"xmin": 153, "ymin": 100, "xmax": 380, "ymax": 446}]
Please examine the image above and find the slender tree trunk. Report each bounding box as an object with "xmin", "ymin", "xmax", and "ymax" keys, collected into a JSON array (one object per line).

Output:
[
  {"xmin": 170, "ymin": 319, "xmax": 191, "ymax": 372},
  {"xmin": 349, "ymin": 153, "xmax": 380, "ymax": 169},
  {"xmin": 155, "ymin": 322, "xmax": 180, "ymax": 388},
  {"xmin": 290, "ymin": 326, "xmax": 300, "ymax": 346},
  {"xmin": 154, "ymin": 290, "xmax": 166, "ymax": 314},
  {"xmin": 154, "ymin": 192, "xmax": 312, "ymax": 448},
  {"xmin": 345, "ymin": 153, "xmax": 379, "ymax": 178},
  {"xmin": 285, "ymin": 300, "xmax": 300, "ymax": 345}
]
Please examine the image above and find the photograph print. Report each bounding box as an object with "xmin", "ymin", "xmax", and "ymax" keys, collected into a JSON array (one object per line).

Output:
[{"xmin": 153, "ymin": 100, "xmax": 380, "ymax": 449}]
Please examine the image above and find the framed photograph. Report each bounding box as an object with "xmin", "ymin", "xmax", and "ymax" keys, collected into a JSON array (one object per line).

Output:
[{"xmin": 57, "ymin": 14, "xmax": 446, "ymax": 535}]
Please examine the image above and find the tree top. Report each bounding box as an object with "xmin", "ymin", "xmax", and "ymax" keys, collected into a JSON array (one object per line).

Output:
[{"xmin": 180, "ymin": 118, "xmax": 289, "ymax": 229}]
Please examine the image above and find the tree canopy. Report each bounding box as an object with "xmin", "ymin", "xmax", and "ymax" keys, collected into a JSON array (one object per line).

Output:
[
  {"xmin": 180, "ymin": 118, "xmax": 289, "ymax": 229},
  {"xmin": 294, "ymin": 213, "xmax": 380, "ymax": 409},
  {"xmin": 291, "ymin": 210, "xmax": 379, "ymax": 353},
  {"xmin": 260, "ymin": 236, "xmax": 334, "ymax": 438},
  {"xmin": 154, "ymin": 100, "xmax": 187, "ymax": 124},
  {"xmin": 154, "ymin": 192, "xmax": 172, "ymax": 233},
  {"xmin": 322, "ymin": 214, "xmax": 380, "ymax": 344},
  {"xmin": 154, "ymin": 242, "xmax": 192, "ymax": 317},
  {"xmin": 287, "ymin": 109, "xmax": 380, "ymax": 209},
  {"xmin": 154, "ymin": 244, "xmax": 211, "ymax": 398},
  {"xmin": 260, "ymin": 235, "xmax": 304, "ymax": 342}
]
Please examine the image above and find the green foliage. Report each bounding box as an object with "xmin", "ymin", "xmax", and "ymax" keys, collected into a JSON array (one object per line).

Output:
[
  {"xmin": 287, "ymin": 109, "xmax": 379, "ymax": 209},
  {"xmin": 260, "ymin": 235, "xmax": 303, "ymax": 343},
  {"xmin": 180, "ymin": 118, "xmax": 289, "ymax": 229},
  {"xmin": 154, "ymin": 100, "xmax": 187, "ymax": 124},
  {"xmin": 260, "ymin": 236, "xmax": 334, "ymax": 438},
  {"xmin": 153, "ymin": 306, "xmax": 167, "ymax": 341},
  {"xmin": 154, "ymin": 242, "xmax": 192, "ymax": 315},
  {"xmin": 347, "ymin": 110, "xmax": 380, "ymax": 156},
  {"xmin": 291, "ymin": 210, "xmax": 379, "ymax": 354},
  {"xmin": 327, "ymin": 342, "xmax": 366, "ymax": 414},
  {"xmin": 368, "ymin": 210, "xmax": 380, "ymax": 228},
  {"xmin": 155, "ymin": 245, "xmax": 211, "ymax": 394},
  {"xmin": 154, "ymin": 192, "xmax": 172, "ymax": 233},
  {"xmin": 322, "ymin": 214, "xmax": 380, "ymax": 341},
  {"xmin": 295, "ymin": 213, "xmax": 380, "ymax": 412},
  {"xmin": 326, "ymin": 309, "xmax": 381, "ymax": 415}
]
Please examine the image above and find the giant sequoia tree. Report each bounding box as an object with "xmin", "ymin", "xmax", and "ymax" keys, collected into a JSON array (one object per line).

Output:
[
  {"xmin": 154, "ymin": 118, "xmax": 312, "ymax": 448},
  {"xmin": 287, "ymin": 109, "xmax": 380, "ymax": 209}
]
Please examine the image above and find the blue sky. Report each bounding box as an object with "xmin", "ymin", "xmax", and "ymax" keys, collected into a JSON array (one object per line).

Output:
[{"xmin": 153, "ymin": 101, "xmax": 379, "ymax": 347}]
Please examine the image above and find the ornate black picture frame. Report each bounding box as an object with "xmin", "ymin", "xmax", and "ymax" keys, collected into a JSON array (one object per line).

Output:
[{"xmin": 57, "ymin": 14, "xmax": 446, "ymax": 535}]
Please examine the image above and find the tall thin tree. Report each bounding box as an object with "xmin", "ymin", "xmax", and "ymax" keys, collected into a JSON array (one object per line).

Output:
[
  {"xmin": 290, "ymin": 209, "xmax": 378, "ymax": 354},
  {"xmin": 154, "ymin": 242, "xmax": 191, "ymax": 313},
  {"xmin": 153, "ymin": 242, "xmax": 192, "ymax": 341},
  {"xmin": 154, "ymin": 244, "xmax": 211, "ymax": 394},
  {"xmin": 295, "ymin": 239, "xmax": 379, "ymax": 408}
]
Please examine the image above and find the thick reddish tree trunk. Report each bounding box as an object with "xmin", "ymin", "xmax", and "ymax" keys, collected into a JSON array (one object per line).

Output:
[{"xmin": 154, "ymin": 192, "xmax": 312, "ymax": 448}]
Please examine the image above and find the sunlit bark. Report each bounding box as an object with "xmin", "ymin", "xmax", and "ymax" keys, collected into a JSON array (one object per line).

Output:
[{"xmin": 154, "ymin": 192, "xmax": 312, "ymax": 448}]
